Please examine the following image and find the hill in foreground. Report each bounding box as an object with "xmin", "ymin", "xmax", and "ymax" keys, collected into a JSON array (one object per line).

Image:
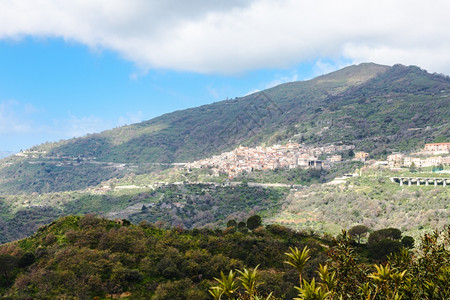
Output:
[
  {"xmin": 0, "ymin": 215, "xmax": 329, "ymax": 299},
  {"xmin": 0, "ymin": 215, "xmax": 448, "ymax": 299}
]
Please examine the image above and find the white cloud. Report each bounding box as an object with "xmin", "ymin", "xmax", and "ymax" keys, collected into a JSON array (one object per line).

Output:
[
  {"xmin": 1, "ymin": 0, "xmax": 450, "ymax": 74},
  {"xmin": 245, "ymin": 89, "xmax": 260, "ymax": 96},
  {"xmin": 0, "ymin": 99, "xmax": 149, "ymax": 150},
  {"xmin": 245, "ymin": 72, "xmax": 298, "ymax": 96},
  {"xmin": 206, "ymin": 85, "xmax": 220, "ymax": 100},
  {"xmin": 52, "ymin": 111, "xmax": 145, "ymax": 138}
]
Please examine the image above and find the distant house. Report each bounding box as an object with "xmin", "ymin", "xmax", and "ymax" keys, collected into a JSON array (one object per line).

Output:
[
  {"xmin": 329, "ymin": 155, "xmax": 342, "ymax": 162},
  {"xmin": 354, "ymin": 151, "xmax": 369, "ymax": 161},
  {"xmin": 424, "ymin": 142, "xmax": 450, "ymax": 154},
  {"xmin": 404, "ymin": 156, "xmax": 423, "ymax": 167},
  {"xmin": 387, "ymin": 153, "xmax": 404, "ymax": 168},
  {"xmin": 308, "ymin": 160, "xmax": 323, "ymax": 169},
  {"xmin": 443, "ymin": 156, "xmax": 450, "ymax": 165},
  {"xmin": 297, "ymin": 155, "xmax": 317, "ymax": 168},
  {"xmin": 424, "ymin": 156, "xmax": 443, "ymax": 167}
]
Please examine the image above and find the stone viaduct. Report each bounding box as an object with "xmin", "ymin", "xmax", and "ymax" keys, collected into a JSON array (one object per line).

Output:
[{"xmin": 390, "ymin": 177, "xmax": 449, "ymax": 187}]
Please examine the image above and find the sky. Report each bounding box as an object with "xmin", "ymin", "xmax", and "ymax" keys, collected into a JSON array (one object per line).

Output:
[{"xmin": 1, "ymin": 0, "xmax": 450, "ymax": 153}]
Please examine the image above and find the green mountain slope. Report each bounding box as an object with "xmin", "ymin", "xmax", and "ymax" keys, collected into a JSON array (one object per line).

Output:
[
  {"xmin": 45, "ymin": 63, "xmax": 449, "ymax": 162},
  {"xmin": 1, "ymin": 63, "xmax": 449, "ymax": 194},
  {"xmin": 39, "ymin": 63, "xmax": 392, "ymax": 163}
]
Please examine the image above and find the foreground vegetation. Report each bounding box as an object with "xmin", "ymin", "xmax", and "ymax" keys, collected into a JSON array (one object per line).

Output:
[
  {"xmin": 0, "ymin": 215, "xmax": 448, "ymax": 299},
  {"xmin": 0, "ymin": 215, "xmax": 329, "ymax": 299},
  {"xmin": 210, "ymin": 228, "xmax": 449, "ymax": 299}
]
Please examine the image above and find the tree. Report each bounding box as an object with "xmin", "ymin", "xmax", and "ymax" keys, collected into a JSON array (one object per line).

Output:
[
  {"xmin": 401, "ymin": 236, "xmax": 414, "ymax": 248},
  {"xmin": 226, "ymin": 219, "xmax": 237, "ymax": 228},
  {"xmin": 0, "ymin": 254, "xmax": 19, "ymax": 287},
  {"xmin": 368, "ymin": 239, "xmax": 402, "ymax": 261},
  {"xmin": 238, "ymin": 221, "xmax": 248, "ymax": 233},
  {"xmin": 348, "ymin": 149, "xmax": 355, "ymax": 158},
  {"xmin": 368, "ymin": 228, "xmax": 402, "ymax": 244},
  {"xmin": 348, "ymin": 225, "xmax": 369, "ymax": 244},
  {"xmin": 284, "ymin": 246, "xmax": 310, "ymax": 285},
  {"xmin": 246, "ymin": 215, "xmax": 262, "ymax": 230}
]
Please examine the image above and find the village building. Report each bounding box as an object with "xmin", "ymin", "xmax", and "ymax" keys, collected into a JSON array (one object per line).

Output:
[
  {"xmin": 328, "ymin": 155, "xmax": 342, "ymax": 162},
  {"xmin": 443, "ymin": 156, "xmax": 450, "ymax": 165},
  {"xmin": 354, "ymin": 151, "xmax": 369, "ymax": 161},
  {"xmin": 423, "ymin": 142, "xmax": 450, "ymax": 154},
  {"xmin": 424, "ymin": 156, "xmax": 443, "ymax": 167},
  {"xmin": 387, "ymin": 153, "xmax": 405, "ymax": 168}
]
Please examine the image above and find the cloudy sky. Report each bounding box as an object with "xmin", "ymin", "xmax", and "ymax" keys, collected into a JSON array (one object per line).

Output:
[{"xmin": 1, "ymin": 0, "xmax": 450, "ymax": 153}]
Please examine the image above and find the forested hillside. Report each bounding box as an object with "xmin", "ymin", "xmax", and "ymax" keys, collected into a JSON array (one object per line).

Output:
[
  {"xmin": 34, "ymin": 63, "xmax": 450, "ymax": 163},
  {"xmin": 1, "ymin": 63, "xmax": 449, "ymax": 194}
]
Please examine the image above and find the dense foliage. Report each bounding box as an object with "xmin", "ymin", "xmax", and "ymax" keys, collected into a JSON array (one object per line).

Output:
[
  {"xmin": 0, "ymin": 215, "xmax": 330, "ymax": 299},
  {"xmin": 126, "ymin": 184, "xmax": 285, "ymax": 229},
  {"xmin": 0, "ymin": 215, "xmax": 448, "ymax": 299},
  {"xmin": 210, "ymin": 227, "xmax": 449, "ymax": 299}
]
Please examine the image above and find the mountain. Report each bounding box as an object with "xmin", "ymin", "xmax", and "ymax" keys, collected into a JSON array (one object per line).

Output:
[{"xmin": 1, "ymin": 63, "xmax": 449, "ymax": 194}]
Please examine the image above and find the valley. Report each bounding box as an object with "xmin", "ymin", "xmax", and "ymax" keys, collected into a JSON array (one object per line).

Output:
[
  {"xmin": 0, "ymin": 63, "xmax": 449, "ymax": 246},
  {"xmin": 0, "ymin": 63, "xmax": 449, "ymax": 300}
]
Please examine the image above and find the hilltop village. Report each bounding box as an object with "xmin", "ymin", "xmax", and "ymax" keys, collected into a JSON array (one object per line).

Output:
[
  {"xmin": 11, "ymin": 142, "xmax": 450, "ymax": 180},
  {"xmin": 187, "ymin": 143, "xmax": 356, "ymax": 178},
  {"xmin": 187, "ymin": 142, "xmax": 450, "ymax": 178}
]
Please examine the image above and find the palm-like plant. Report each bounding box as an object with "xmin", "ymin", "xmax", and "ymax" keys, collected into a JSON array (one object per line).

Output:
[
  {"xmin": 368, "ymin": 264, "xmax": 407, "ymax": 300},
  {"xmin": 209, "ymin": 286, "xmax": 223, "ymax": 300},
  {"xmin": 295, "ymin": 278, "xmax": 330, "ymax": 300},
  {"xmin": 237, "ymin": 265, "xmax": 260, "ymax": 299},
  {"xmin": 284, "ymin": 246, "xmax": 310, "ymax": 285},
  {"xmin": 368, "ymin": 264, "xmax": 392, "ymax": 283},
  {"xmin": 214, "ymin": 270, "xmax": 238, "ymax": 300},
  {"xmin": 317, "ymin": 264, "xmax": 336, "ymax": 297}
]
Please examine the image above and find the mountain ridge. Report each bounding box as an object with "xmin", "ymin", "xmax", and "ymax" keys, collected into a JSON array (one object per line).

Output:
[
  {"xmin": 39, "ymin": 63, "xmax": 432, "ymax": 163},
  {"xmin": 1, "ymin": 62, "xmax": 449, "ymax": 194}
]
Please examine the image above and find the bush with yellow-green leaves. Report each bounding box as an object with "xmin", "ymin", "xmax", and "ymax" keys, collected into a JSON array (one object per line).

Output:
[{"xmin": 210, "ymin": 226, "xmax": 449, "ymax": 300}]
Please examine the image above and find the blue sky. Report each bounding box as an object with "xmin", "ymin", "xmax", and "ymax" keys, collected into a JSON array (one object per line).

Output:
[
  {"xmin": 1, "ymin": 0, "xmax": 450, "ymax": 153},
  {"xmin": 0, "ymin": 37, "xmax": 334, "ymax": 152}
]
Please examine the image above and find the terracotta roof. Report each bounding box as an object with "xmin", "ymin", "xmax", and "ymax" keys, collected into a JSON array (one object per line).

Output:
[{"xmin": 425, "ymin": 143, "xmax": 450, "ymax": 146}]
